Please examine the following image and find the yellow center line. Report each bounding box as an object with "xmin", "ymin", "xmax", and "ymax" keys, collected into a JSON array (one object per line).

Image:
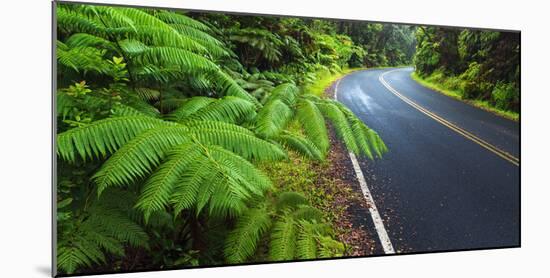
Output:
[{"xmin": 379, "ymin": 69, "xmax": 519, "ymax": 167}]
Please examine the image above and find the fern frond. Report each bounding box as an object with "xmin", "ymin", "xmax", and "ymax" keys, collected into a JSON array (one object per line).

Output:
[
  {"xmin": 132, "ymin": 46, "xmax": 219, "ymax": 73},
  {"xmin": 205, "ymin": 146, "xmax": 271, "ymax": 216},
  {"xmin": 168, "ymin": 97, "xmax": 215, "ymax": 122},
  {"xmin": 277, "ymin": 131, "xmax": 324, "ymax": 161},
  {"xmin": 254, "ymin": 99, "xmax": 292, "ymax": 138},
  {"xmin": 92, "ymin": 125, "xmax": 190, "ymax": 195},
  {"xmin": 127, "ymin": 25, "xmax": 208, "ymax": 54},
  {"xmin": 317, "ymin": 102, "xmax": 359, "ymax": 154},
  {"xmin": 154, "ymin": 10, "xmax": 212, "ymax": 32},
  {"xmin": 170, "ymin": 154, "xmax": 215, "ymax": 215},
  {"xmin": 264, "ymin": 83, "xmax": 299, "ymax": 106},
  {"xmin": 57, "ymin": 189, "xmax": 148, "ymax": 275},
  {"xmin": 292, "ymin": 206, "xmax": 324, "ymax": 222},
  {"xmin": 57, "ymin": 238, "xmax": 105, "ymax": 274},
  {"xmin": 90, "ymin": 6, "xmax": 137, "ymax": 31},
  {"xmin": 57, "ymin": 116, "xmax": 170, "ymax": 162},
  {"xmin": 190, "ymin": 127, "xmax": 287, "ymax": 161},
  {"xmin": 296, "ymin": 220, "xmax": 318, "ymax": 259},
  {"xmin": 317, "ymin": 236, "xmax": 345, "ymax": 258},
  {"xmin": 135, "ymin": 142, "xmax": 201, "ymax": 221},
  {"xmin": 224, "ymin": 206, "xmax": 272, "ymax": 263},
  {"xmin": 133, "ymin": 87, "xmax": 161, "ymax": 101},
  {"xmin": 188, "ymin": 96, "xmax": 256, "ymax": 124},
  {"xmin": 169, "ymin": 23, "xmax": 229, "ymax": 57},
  {"xmin": 210, "ymin": 71, "xmax": 261, "ymax": 106},
  {"xmin": 348, "ymin": 116, "xmax": 374, "ymax": 159},
  {"xmin": 86, "ymin": 207, "xmax": 149, "ymax": 248},
  {"xmin": 296, "ymin": 99, "xmax": 329, "ymax": 154},
  {"xmin": 337, "ymin": 102, "xmax": 388, "ymax": 158},
  {"xmin": 170, "ymin": 145, "xmax": 270, "ymax": 218},
  {"xmin": 65, "ymin": 33, "xmax": 114, "ymax": 51},
  {"xmin": 57, "ymin": 6, "xmax": 105, "ymax": 36},
  {"xmin": 57, "ymin": 42, "xmax": 110, "ymax": 74},
  {"xmin": 269, "ymin": 215, "xmax": 296, "ymax": 261}
]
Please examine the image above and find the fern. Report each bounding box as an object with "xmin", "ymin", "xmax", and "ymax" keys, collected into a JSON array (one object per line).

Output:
[
  {"xmin": 57, "ymin": 190, "xmax": 148, "ymax": 274},
  {"xmin": 65, "ymin": 33, "xmax": 115, "ymax": 51},
  {"xmin": 276, "ymin": 131, "xmax": 324, "ymax": 161},
  {"xmin": 264, "ymin": 83, "xmax": 299, "ymax": 106},
  {"xmin": 254, "ymin": 99, "xmax": 293, "ymax": 138},
  {"xmin": 138, "ymin": 143, "xmax": 272, "ymax": 219},
  {"xmin": 92, "ymin": 125, "xmax": 191, "ymax": 195},
  {"xmin": 224, "ymin": 191, "xmax": 343, "ymax": 263},
  {"xmin": 269, "ymin": 214, "xmax": 296, "ymax": 261},
  {"xmin": 296, "ymin": 220, "xmax": 318, "ymax": 259},
  {"xmin": 296, "ymin": 99, "xmax": 329, "ymax": 154},
  {"xmin": 136, "ymin": 142, "xmax": 201, "ymax": 220},
  {"xmin": 317, "ymin": 101, "xmax": 359, "ymax": 154},
  {"xmin": 57, "ymin": 116, "xmax": 170, "ymax": 162},
  {"xmin": 168, "ymin": 97, "xmax": 215, "ymax": 122},
  {"xmin": 190, "ymin": 127, "xmax": 287, "ymax": 161},
  {"xmin": 224, "ymin": 206, "xmax": 272, "ymax": 263},
  {"xmin": 56, "ymin": 4, "xmax": 388, "ymax": 272},
  {"xmin": 188, "ymin": 96, "xmax": 256, "ymax": 124}
]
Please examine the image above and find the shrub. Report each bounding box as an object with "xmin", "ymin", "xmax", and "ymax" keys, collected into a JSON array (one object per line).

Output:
[{"xmin": 492, "ymin": 82, "xmax": 518, "ymax": 110}]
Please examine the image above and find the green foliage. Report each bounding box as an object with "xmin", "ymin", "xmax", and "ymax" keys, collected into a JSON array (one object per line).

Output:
[
  {"xmin": 492, "ymin": 82, "xmax": 518, "ymax": 110},
  {"xmin": 224, "ymin": 206, "xmax": 272, "ymax": 263},
  {"xmin": 57, "ymin": 190, "xmax": 149, "ymax": 274},
  {"xmin": 56, "ymin": 3, "xmax": 390, "ymax": 274},
  {"xmin": 224, "ymin": 192, "xmax": 344, "ymax": 263},
  {"xmin": 414, "ymin": 26, "xmax": 519, "ymax": 113}
]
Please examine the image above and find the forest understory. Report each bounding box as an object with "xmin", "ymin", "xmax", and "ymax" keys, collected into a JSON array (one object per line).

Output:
[{"xmin": 54, "ymin": 2, "xmax": 519, "ymax": 275}]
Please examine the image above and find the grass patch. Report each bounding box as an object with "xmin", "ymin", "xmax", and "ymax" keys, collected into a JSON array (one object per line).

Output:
[
  {"xmin": 303, "ymin": 67, "xmax": 365, "ymax": 97},
  {"xmin": 411, "ymin": 72, "xmax": 519, "ymax": 121}
]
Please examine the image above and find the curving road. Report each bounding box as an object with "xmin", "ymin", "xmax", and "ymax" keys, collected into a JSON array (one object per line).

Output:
[{"xmin": 336, "ymin": 67, "xmax": 520, "ymax": 254}]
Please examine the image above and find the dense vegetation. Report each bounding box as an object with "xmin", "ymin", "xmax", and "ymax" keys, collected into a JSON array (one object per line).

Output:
[
  {"xmin": 414, "ymin": 26, "xmax": 520, "ymax": 116},
  {"xmin": 55, "ymin": 3, "xmax": 520, "ymax": 275},
  {"xmin": 54, "ymin": 4, "xmax": 414, "ymax": 275}
]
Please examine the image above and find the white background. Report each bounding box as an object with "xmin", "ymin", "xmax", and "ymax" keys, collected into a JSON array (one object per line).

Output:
[{"xmin": 1, "ymin": 0, "xmax": 548, "ymax": 277}]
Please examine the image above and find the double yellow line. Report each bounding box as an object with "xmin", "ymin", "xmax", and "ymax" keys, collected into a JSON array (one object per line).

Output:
[{"xmin": 379, "ymin": 69, "xmax": 519, "ymax": 167}]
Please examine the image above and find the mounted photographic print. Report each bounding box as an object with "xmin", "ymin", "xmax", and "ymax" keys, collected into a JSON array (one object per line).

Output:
[{"xmin": 53, "ymin": 0, "xmax": 520, "ymax": 276}]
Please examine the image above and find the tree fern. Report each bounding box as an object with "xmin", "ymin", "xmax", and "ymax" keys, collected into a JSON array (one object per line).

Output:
[
  {"xmin": 136, "ymin": 142, "xmax": 201, "ymax": 220},
  {"xmin": 65, "ymin": 33, "xmax": 115, "ymax": 51},
  {"xmin": 269, "ymin": 214, "xmax": 296, "ymax": 261},
  {"xmin": 92, "ymin": 125, "xmax": 191, "ymax": 195},
  {"xmin": 187, "ymin": 96, "xmax": 256, "ymax": 124},
  {"xmin": 264, "ymin": 83, "xmax": 299, "ymax": 106},
  {"xmin": 224, "ymin": 206, "xmax": 272, "ymax": 263},
  {"xmin": 57, "ymin": 190, "xmax": 148, "ymax": 275},
  {"xmin": 132, "ymin": 46, "xmax": 218, "ymax": 73},
  {"xmin": 296, "ymin": 220, "xmax": 318, "ymax": 259},
  {"xmin": 57, "ymin": 42, "xmax": 111, "ymax": 74},
  {"xmin": 56, "ymin": 6, "xmax": 105, "ymax": 36},
  {"xmin": 168, "ymin": 97, "xmax": 215, "ymax": 122},
  {"xmin": 189, "ymin": 126, "xmax": 287, "ymax": 161},
  {"xmin": 57, "ymin": 115, "xmax": 170, "ymax": 162},
  {"xmin": 254, "ymin": 99, "xmax": 293, "ymax": 138},
  {"xmin": 296, "ymin": 98, "xmax": 329, "ymax": 154},
  {"xmin": 137, "ymin": 142, "xmax": 272, "ymax": 219},
  {"xmin": 153, "ymin": 10, "xmax": 212, "ymax": 32},
  {"xmin": 276, "ymin": 131, "xmax": 324, "ymax": 161},
  {"xmin": 316, "ymin": 101, "xmax": 359, "ymax": 154}
]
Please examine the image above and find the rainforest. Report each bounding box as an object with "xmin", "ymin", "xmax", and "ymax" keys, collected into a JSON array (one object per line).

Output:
[{"xmin": 55, "ymin": 2, "xmax": 520, "ymax": 276}]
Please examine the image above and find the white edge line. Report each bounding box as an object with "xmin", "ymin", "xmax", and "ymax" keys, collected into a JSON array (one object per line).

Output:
[{"xmin": 334, "ymin": 73, "xmax": 396, "ymax": 254}]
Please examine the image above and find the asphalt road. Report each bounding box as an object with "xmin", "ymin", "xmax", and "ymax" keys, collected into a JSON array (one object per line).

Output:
[{"xmin": 336, "ymin": 67, "xmax": 520, "ymax": 254}]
